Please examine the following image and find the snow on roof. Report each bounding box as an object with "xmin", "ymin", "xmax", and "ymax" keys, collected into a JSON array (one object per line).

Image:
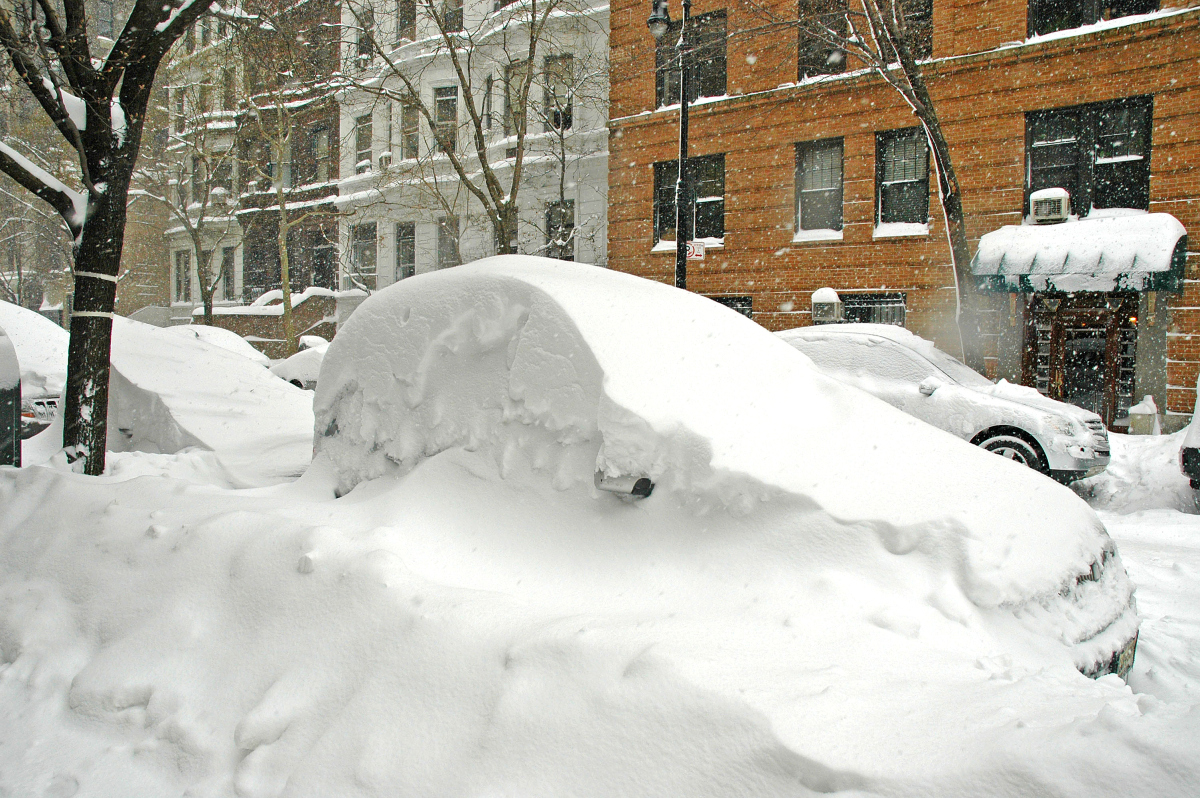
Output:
[
  {"xmin": 0, "ymin": 300, "xmax": 68, "ymax": 398},
  {"xmin": 316, "ymin": 255, "xmax": 1114, "ymax": 607},
  {"xmin": 971, "ymin": 212, "xmax": 1187, "ymax": 293}
]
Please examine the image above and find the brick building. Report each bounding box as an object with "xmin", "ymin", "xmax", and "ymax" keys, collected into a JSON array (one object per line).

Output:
[{"xmin": 608, "ymin": 0, "xmax": 1200, "ymax": 429}]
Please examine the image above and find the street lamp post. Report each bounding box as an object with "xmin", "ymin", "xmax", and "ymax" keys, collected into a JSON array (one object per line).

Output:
[{"xmin": 648, "ymin": 0, "xmax": 691, "ymax": 291}]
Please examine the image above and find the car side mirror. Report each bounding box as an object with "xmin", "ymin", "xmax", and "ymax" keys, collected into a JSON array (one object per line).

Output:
[{"xmin": 918, "ymin": 377, "xmax": 943, "ymax": 397}]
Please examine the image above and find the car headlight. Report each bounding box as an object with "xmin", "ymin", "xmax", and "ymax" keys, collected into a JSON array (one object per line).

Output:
[{"xmin": 1045, "ymin": 416, "xmax": 1077, "ymax": 437}]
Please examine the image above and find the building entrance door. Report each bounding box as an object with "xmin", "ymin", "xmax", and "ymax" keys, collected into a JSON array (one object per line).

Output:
[{"xmin": 1025, "ymin": 293, "xmax": 1138, "ymax": 428}]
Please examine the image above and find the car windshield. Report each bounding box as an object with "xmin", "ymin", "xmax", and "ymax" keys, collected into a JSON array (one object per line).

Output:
[{"xmin": 922, "ymin": 345, "xmax": 994, "ymax": 388}]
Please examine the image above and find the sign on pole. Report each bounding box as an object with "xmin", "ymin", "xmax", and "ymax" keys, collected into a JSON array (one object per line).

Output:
[{"xmin": 686, "ymin": 240, "xmax": 705, "ymax": 261}]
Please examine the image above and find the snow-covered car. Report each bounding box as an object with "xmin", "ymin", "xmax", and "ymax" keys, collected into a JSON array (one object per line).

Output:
[
  {"xmin": 269, "ymin": 338, "xmax": 329, "ymax": 390},
  {"xmin": 19, "ymin": 395, "xmax": 59, "ymax": 438},
  {"xmin": 315, "ymin": 256, "xmax": 1137, "ymax": 680},
  {"xmin": 778, "ymin": 323, "xmax": 1110, "ymax": 483}
]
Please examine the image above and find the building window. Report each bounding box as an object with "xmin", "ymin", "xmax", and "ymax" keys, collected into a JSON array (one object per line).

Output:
[
  {"xmin": 174, "ymin": 90, "xmax": 186, "ymax": 132},
  {"xmin": 483, "ymin": 75, "xmax": 493, "ymax": 129},
  {"xmin": 395, "ymin": 222, "xmax": 416, "ymax": 280},
  {"xmin": 1029, "ymin": 0, "xmax": 1157, "ymax": 37},
  {"xmin": 357, "ymin": 7, "xmax": 375, "ymax": 63},
  {"xmin": 656, "ymin": 11, "xmax": 726, "ymax": 107},
  {"xmin": 350, "ymin": 223, "xmax": 378, "ymax": 291},
  {"xmin": 546, "ymin": 200, "xmax": 575, "ymax": 260},
  {"xmin": 398, "ymin": 104, "xmax": 419, "ymax": 160},
  {"xmin": 708, "ymin": 295, "xmax": 752, "ymax": 318},
  {"xmin": 397, "ymin": 0, "xmax": 416, "ymax": 42},
  {"xmin": 543, "ymin": 55, "xmax": 573, "ymax": 131},
  {"xmin": 795, "ymin": 138, "xmax": 844, "ymax": 232},
  {"xmin": 221, "ymin": 247, "xmax": 236, "ymax": 301},
  {"xmin": 438, "ymin": 216, "xmax": 461, "ymax": 268},
  {"xmin": 211, "ymin": 160, "xmax": 233, "ymax": 194},
  {"xmin": 843, "ymin": 292, "xmax": 907, "ymax": 326},
  {"xmin": 653, "ymin": 154, "xmax": 725, "ymax": 243},
  {"xmin": 354, "ymin": 114, "xmax": 372, "ymax": 174},
  {"xmin": 221, "ymin": 68, "xmax": 236, "ymax": 111},
  {"xmin": 1026, "ymin": 96, "xmax": 1152, "ymax": 216},
  {"xmin": 306, "ymin": 128, "xmax": 330, "ymax": 184},
  {"xmin": 174, "ymin": 251, "xmax": 191, "ymax": 302},
  {"xmin": 903, "ymin": 0, "xmax": 933, "ymax": 59},
  {"xmin": 185, "ymin": 25, "xmax": 195, "ymax": 54},
  {"xmin": 434, "ymin": 86, "xmax": 458, "ymax": 154},
  {"xmin": 191, "ymin": 157, "xmax": 206, "ymax": 205},
  {"xmin": 441, "ymin": 0, "xmax": 464, "ymax": 33},
  {"xmin": 797, "ymin": 0, "xmax": 847, "ymax": 79},
  {"xmin": 504, "ymin": 61, "xmax": 530, "ymax": 136},
  {"xmin": 876, "ymin": 127, "xmax": 929, "ymax": 226},
  {"xmin": 97, "ymin": 0, "xmax": 114, "ymax": 38}
]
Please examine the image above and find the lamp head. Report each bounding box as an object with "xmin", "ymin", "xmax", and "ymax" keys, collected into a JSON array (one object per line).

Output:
[{"xmin": 647, "ymin": 0, "xmax": 671, "ymax": 41}]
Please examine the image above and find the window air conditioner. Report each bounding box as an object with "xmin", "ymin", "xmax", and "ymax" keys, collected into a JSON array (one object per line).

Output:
[
  {"xmin": 1030, "ymin": 187, "xmax": 1069, "ymax": 224},
  {"xmin": 378, "ymin": 152, "xmax": 392, "ymax": 169}
]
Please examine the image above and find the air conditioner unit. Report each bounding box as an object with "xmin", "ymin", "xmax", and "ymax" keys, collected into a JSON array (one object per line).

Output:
[
  {"xmin": 811, "ymin": 287, "xmax": 843, "ymax": 325},
  {"xmin": 378, "ymin": 152, "xmax": 392, "ymax": 169},
  {"xmin": 1030, "ymin": 187, "xmax": 1070, "ymax": 224}
]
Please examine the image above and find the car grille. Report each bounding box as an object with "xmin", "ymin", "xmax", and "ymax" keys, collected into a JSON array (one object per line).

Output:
[{"xmin": 1084, "ymin": 419, "xmax": 1109, "ymax": 451}]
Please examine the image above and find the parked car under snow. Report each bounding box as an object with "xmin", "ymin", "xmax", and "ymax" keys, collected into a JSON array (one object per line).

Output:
[
  {"xmin": 314, "ymin": 256, "xmax": 1136, "ymax": 680},
  {"xmin": 778, "ymin": 323, "xmax": 1110, "ymax": 483}
]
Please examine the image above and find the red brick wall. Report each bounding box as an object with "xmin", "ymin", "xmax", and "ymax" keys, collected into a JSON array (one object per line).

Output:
[
  {"xmin": 204, "ymin": 294, "xmax": 336, "ymax": 359},
  {"xmin": 609, "ymin": 1, "xmax": 1200, "ymax": 409}
]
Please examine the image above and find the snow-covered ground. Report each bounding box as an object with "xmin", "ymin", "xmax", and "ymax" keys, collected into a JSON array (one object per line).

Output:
[{"xmin": 1, "ymin": 263, "xmax": 1199, "ymax": 795}]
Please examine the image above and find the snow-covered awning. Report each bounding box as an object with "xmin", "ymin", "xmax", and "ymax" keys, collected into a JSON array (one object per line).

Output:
[{"xmin": 972, "ymin": 212, "xmax": 1188, "ymax": 293}]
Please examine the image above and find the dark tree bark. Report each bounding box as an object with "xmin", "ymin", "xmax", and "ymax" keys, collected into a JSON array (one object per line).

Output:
[{"xmin": 0, "ymin": 0, "xmax": 220, "ymax": 474}]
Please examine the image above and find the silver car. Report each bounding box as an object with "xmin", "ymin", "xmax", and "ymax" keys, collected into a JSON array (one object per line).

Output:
[{"xmin": 779, "ymin": 323, "xmax": 1110, "ymax": 482}]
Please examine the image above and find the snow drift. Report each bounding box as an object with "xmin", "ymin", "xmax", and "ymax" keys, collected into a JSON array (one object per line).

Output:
[
  {"xmin": 0, "ymin": 300, "xmax": 68, "ymax": 399},
  {"xmin": 318, "ymin": 260, "xmax": 1110, "ymax": 598}
]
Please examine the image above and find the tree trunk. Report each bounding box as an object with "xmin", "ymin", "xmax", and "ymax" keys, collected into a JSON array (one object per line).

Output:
[
  {"xmin": 63, "ymin": 171, "xmax": 129, "ymax": 476},
  {"xmin": 497, "ymin": 204, "xmax": 518, "ymax": 255},
  {"xmin": 277, "ymin": 205, "xmax": 296, "ymax": 355}
]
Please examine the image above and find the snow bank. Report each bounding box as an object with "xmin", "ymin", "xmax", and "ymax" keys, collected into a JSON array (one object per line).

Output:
[
  {"xmin": 1075, "ymin": 431, "xmax": 1196, "ymax": 514},
  {"xmin": 104, "ymin": 317, "xmax": 313, "ymax": 485},
  {"xmin": 269, "ymin": 342, "xmax": 327, "ymax": 388},
  {"xmin": 315, "ymin": 258, "xmax": 1127, "ymax": 617},
  {"xmin": 0, "ymin": 300, "xmax": 68, "ymax": 398}
]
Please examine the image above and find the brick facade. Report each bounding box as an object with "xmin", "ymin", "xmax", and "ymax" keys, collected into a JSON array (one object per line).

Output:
[{"xmin": 609, "ymin": 0, "xmax": 1200, "ymax": 423}]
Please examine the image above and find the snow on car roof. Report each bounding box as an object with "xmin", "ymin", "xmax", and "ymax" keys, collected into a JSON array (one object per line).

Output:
[{"xmin": 0, "ymin": 300, "xmax": 68, "ymax": 398}]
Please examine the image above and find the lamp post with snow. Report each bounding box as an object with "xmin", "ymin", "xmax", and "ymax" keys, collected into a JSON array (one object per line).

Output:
[{"xmin": 648, "ymin": 0, "xmax": 691, "ymax": 291}]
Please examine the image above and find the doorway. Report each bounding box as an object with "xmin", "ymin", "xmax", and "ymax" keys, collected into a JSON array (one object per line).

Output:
[{"xmin": 1024, "ymin": 293, "xmax": 1138, "ymax": 427}]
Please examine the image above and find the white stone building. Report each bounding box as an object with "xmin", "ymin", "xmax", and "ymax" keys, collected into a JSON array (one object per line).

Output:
[{"xmin": 335, "ymin": 0, "xmax": 609, "ymax": 289}]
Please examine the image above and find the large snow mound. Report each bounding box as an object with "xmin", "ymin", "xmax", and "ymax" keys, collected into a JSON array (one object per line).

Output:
[
  {"xmin": 164, "ymin": 324, "xmax": 271, "ymax": 367},
  {"xmin": 104, "ymin": 317, "xmax": 313, "ymax": 485},
  {"xmin": 0, "ymin": 300, "xmax": 68, "ymax": 398},
  {"xmin": 1075, "ymin": 431, "xmax": 1197, "ymax": 514},
  {"xmin": 315, "ymin": 257, "xmax": 1119, "ymax": 611}
]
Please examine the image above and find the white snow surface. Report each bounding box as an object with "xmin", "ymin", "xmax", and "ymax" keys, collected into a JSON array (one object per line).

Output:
[
  {"xmin": 1074, "ymin": 430, "xmax": 1196, "ymax": 514},
  {"xmin": 5, "ymin": 259, "xmax": 1200, "ymax": 796},
  {"xmin": 0, "ymin": 300, "xmax": 69, "ymax": 398},
  {"xmin": 164, "ymin": 323, "xmax": 271, "ymax": 367},
  {"xmin": 270, "ymin": 343, "xmax": 327, "ymax": 388},
  {"xmin": 102, "ymin": 317, "xmax": 313, "ymax": 485}
]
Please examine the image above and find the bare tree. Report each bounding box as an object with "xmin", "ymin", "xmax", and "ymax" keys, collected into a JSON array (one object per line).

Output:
[
  {"xmin": 341, "ymin": 0, "xmax": 608, "ymax": 260},
  {"xmin": 235, "ymin": 0, "xmax": 340, "ymax": 354},
  {"xmin": 0, "ymin": 0, "xmax": 221, "ymax": 474},
  {"xmin": 796, "ymin": 0, "xmax": 984, "ymax": 371},
  {"xmin": 133, "ymin": 66, "xmax": 239, "ymax": 324}
]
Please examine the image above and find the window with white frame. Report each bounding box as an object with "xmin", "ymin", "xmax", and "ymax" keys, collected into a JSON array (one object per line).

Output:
[
  {"xmin": 434, "ymin": 87, "xmax": 458, "ymax": 154},
  {"xmin": 396, "ymin": 222, "xmax": 416, "ymax": 280},
  {"xmin": 653, "ymin": 154, "xmax": 725, "ymax": 243},
  {"xmin": 350, "ymin": 223, "xmax": 378, "ymax": 290},
  {"xmin": 543, "ymin": 55, "xmax": 573, "ymax": 131},
  {"xmin": 437, "ymin": 216, "xmax": 460, "ymax": 268},
  {"xmin": 221, "ymin": 247, "xmax": 236, "ymax": 301},
  {"xmin": 400, "ymin": 104, "xmax": 419, "ymax": 159},
  {"xmin": 546, "ymin": 200, "xmax": 575, "ymax": 261},
  {"xmin": 355, "ymin": 114, "xmax": 373, "ymax": 174},
  {"xmin": 1028, "ymin": 0, "xmax": 1157, "ymax": 37},
  {"xmin": 174, "ymin": 251, "xmax": 191, "ymax": 303}
]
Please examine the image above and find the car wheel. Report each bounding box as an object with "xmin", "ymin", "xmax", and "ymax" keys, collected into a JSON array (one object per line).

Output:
[{"xmin": 978, "ymin": 433, "xmax": 1048, "ymax": 473}]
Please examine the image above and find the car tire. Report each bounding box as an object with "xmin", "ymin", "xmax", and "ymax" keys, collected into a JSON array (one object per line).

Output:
[{"xmin": 977, "ymin": 432, "xmax": 1048, "ymax": 474}]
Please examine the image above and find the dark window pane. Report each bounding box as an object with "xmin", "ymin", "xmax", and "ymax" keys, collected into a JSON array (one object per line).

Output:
[
  {"xmin": 797, "ymin": 0, "xmax": 848, "ymax": 79},
  {"xmin": 350, "ymin": 223, "xmax": 378, "ymax": 291},
  {"xmin": 877, "ymin": 128, "xmax": 929, "ymax": 225},
  {"xmin": 221, "ymin": 247, "xmax": 236, "ymax": 301},
  {"xmin": 708, "ymin": 295, "xmax": 752, "ymax": 318},
  {"xmin": 397, "ymin": 0, "xmax": 416, "ymax": 41},
  {"xmin": 437, "ymin": 216, "xmax": 460, "ymax": 268},
  {"xmin": 656, "ymin": 11, "xmax": 726, "ymax": 107},
  {"xmin": 653, "ymin": 154, "xmax": 724, "ymax": 242},
  {"xmin": 434, "ymin": 86, "xmax": 457, "ymax": 154},
  {"xmin": 543, "ymin": 55, "xmax": 574, "ymax": 131},
  {"xmin": 396, "ymin": 222, "xmax": 416, "ymax": 279},
  {"xmin": 355, "ymin": 115, "xmax": 373, "ymax": 173},
  {"xmin": 797, "ymin": 138, "xmax": 844, "ymax": 231},
  {"xmin": 545, "ymin": 201, "xmax": 575, "ymax": 260},
  {"xmin": 902, "ymin": 0, "xmax": 933, "ymax": 59},
  {"xmin": 843, "ymin": 292, "xmax": 907, "ymax": 326},
  {"xmin": 1095, "ymin": 100, "xmax": 1152, "ymax": 209},
  {"xmin": 1029, "ymin": 0, "xmax": 1084, "ymax": 36}
]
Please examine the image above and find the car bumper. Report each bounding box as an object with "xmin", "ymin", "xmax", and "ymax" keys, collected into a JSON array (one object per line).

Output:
[
  {"xmin": 1180, "ymin": 446, "xmax": 1200, "ymax": 480},
  {"xmin": 1047, "ymin": 450, "xmax": 1110, "ymax": 482}
]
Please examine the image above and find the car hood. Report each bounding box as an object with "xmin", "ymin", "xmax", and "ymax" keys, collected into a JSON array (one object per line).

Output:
[{"xmin": 966, "ymin": 379, "xmax": 1104, "ymax": 426}]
